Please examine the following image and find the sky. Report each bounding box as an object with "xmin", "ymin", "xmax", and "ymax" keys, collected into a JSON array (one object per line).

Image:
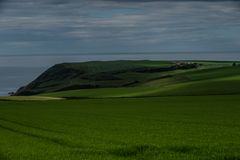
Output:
[{"xmin": 0, "ymin": 0, "xmax": 240, "ymax": 55}]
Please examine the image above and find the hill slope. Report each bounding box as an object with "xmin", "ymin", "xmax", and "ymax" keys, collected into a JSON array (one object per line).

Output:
[
  {"xmin": 15, "ymin": 60, "xmax": 202, "ymax": 96},
  {"xmin": 42, "ymin": 66, "xmax": 240, "ymax": 98},
  {"xmin": 14, "ymin": 60, "xmax": 239, "ymax": 97}
]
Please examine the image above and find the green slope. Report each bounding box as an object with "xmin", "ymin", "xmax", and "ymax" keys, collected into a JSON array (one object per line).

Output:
[
  {"xmin": 13, "ymin": 60, "xmax": 239, "ymax": 97},
  {"xmin": 15, "ymin": 60, "xmax": 178, "ymax": 95},
  {"xmin": 43, "ymin": 65, "xmax": 240, "ymax": 98},
  {"xmin": 16, "ymin": 60, "xmax": 214, "ymax": 96},
  {"xmin": 138, "ymin": 66, "xmax": 240, "ymax": 97}
]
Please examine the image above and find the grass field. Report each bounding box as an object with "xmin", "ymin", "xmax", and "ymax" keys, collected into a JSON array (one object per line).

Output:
[
  {"xmin": 0, "ymin": 95, "xmax": 240, "ymax": 160},
  {"xmin": 1, "ymin": 61, "xmax": 240, "ymax": 160}
]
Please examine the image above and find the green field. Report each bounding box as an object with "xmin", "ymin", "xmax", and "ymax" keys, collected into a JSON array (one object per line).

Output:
[
  {"xmin": 1, "ymin": 61, "xmax": 240, "ymax": 160},
  {"xmin": 0, "ymin": 96, "xmax": 240, "ymax": 160}
]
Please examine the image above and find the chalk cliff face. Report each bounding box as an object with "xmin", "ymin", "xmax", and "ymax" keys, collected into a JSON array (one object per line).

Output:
[{"xmin": 14, "ymin": 61, "xmax": 199, "ymax": 96}]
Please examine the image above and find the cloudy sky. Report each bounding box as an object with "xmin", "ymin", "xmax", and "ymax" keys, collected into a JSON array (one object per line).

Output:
[{"xmin": 0, "ymin": 0, "xmax": 240, "ymax": 55}]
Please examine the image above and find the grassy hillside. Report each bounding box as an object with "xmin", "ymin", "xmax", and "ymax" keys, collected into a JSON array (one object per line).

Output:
[
  {"xmin": 43, "ymin": 65, "xmax": 240, "ymax": 99},
  {"xmin": 14, "ymin": 60, "xmax": 205, "ymax": 96},
  {"xmin": 15, "ymin": 60, "xmax": 236, "ymax": 96},
  {"xmin": 0, "ymin": 95, "xmax": 240, "ymax": 160}
]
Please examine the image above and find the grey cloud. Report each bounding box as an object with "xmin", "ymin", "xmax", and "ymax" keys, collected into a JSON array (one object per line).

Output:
[
  {"xmin": 0, "ymin": 0, "xmax": 7, "ymax": 10},
  {"xmin": 0, "ymin": 0, "xmax": 240, "ymax": 55}
]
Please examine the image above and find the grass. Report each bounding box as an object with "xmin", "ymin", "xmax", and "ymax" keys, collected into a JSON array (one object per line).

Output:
[
  {"xmin": 1, "ymin": 61, "xmax": 240, "ymax": 159},
  {"xmin": 43, "ymin": 66, "xmax": 240, "ymax": 99},
  {"xmin": 0, "ymin": 96, "xmax": 63, "ymax": 101},
  {"xmin": 16, "ymin": 60, "xmax": 232, "ymax": 96},
  {"xmin": 15, "ymin": 60, "xmax": 177, "ymax": 95},
  {"xmin": 0, "ymin": 95, "xmax": 240, "ymax": 159},
  {"xmin": 42, "ymin": 78, "xmax": 240, "ymax": 98}
]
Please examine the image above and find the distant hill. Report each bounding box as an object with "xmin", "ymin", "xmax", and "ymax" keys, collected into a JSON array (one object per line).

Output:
[{"xmin": 14, "ymin": 60, "xmax": 201, "ymax": 96}]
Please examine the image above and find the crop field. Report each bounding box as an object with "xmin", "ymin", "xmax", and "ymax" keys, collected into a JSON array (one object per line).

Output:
[{"xmin": 0, "ymin": 95, "xmax": 240, "ymax": 160}]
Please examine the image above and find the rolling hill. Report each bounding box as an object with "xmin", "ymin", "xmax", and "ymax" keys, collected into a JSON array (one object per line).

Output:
[
  {"xmin": 14, "ymin": 60, "xmax": 202, "ymax": 96},
  {"xmin": 13, "ymin": 60, "xmax": 239, "ymax": 98}
]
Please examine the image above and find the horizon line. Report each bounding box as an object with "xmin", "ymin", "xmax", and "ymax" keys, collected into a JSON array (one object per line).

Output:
[{"xmin": 0, "ymin": 51, "xmax": 240, "ymax": 57}]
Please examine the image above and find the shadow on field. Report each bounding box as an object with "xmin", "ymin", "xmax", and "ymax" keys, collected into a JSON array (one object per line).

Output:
[
  {"xmin": 108, "ymin": 144, "xmax": 200, "ymax": 158},
  {"xmin": 223, "ymin": 156, "xmax": 240, "ymax": 160},
  {"xmin": 109, "ymin": 144, "xmax": 240, "ymax": 159},
  {"xmin": 0, "ymin": 151, "xmax": 9, "ymax": 160},
  {"xmin": 109, "ymin": 144, "xmax": 159, "ymax": 157},
  {"xmin": 168, "ymin": 145, "xmax": 199, "ymax": 154},
  {"xmin": 0, "ymin": 117, "xmax": 63, "ymax": 134},
  {"xmin": 0, "ymin": 123, "xmax": 84, "ymax": 150}
]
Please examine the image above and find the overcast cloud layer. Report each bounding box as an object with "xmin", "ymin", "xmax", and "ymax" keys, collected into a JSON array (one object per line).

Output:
[{"xmin": 0, "ymin": 0, "xmax": 240, "ymax": 55}]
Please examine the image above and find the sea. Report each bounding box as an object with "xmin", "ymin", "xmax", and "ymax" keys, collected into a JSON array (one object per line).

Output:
[{"xmin": 0, "ymin": 52, "xmax": 239, "ymax": 96}]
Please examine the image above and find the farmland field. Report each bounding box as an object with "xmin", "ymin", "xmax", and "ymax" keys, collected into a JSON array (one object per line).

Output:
[{"xmin": 0, "ymin": 95, "xmax": 240, "ymax": 160}]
